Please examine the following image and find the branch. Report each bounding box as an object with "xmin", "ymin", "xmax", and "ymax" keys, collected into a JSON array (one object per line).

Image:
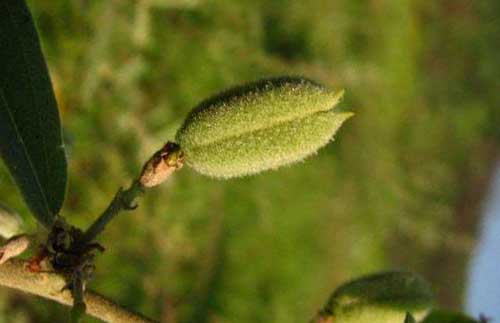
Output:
[
  {"xmin": 80, "ymin": 142, "xmax": 184, "ymax": 244},
  {"xmin": 79, "ymin": 180, "xmax": 145, "ymax": 245},
  {"xmin": 0, "ymin": 259, "xmax": 157, "ymax": 323},
  {"xmin": 0, "ymin": 143, "xmax": 185, "ymax": 321}
]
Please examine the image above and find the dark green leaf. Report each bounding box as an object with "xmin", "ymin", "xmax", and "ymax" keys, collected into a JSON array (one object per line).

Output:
[{"xmin": 0, "ymin": 0, "xmax": 67, "ymax": 227}]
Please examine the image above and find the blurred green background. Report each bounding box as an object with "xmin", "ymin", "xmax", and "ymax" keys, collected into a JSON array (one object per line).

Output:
[{"xmin": 0, "ymin": 0, "xmax": 499, "ymax": 322}]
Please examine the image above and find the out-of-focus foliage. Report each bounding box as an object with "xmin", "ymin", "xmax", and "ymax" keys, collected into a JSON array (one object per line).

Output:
[{"xmin": 0, "ymin": 0, "xmax": 498, "ymax": 322}]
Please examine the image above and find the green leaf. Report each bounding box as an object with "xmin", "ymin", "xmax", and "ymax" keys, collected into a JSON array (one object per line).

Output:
[
  {"xmin": 0, "ymin": 0, "xmax": 67, "ymax": 227},
  {"xmin": 421, "ymin": 310, "xmax": 480, "ymax": 323},
  {"xmin": 176, "ymin": 76, "xmax": 352, "ymax": 178},
  {"xmin": 320, "ymin": 271, "xmax": 435, "ymax": 323}
]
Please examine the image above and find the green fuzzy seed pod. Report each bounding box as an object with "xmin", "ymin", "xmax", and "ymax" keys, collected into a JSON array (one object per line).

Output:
[
  {"xmin": 321, "ymin": 271, "xmax": 435, "ymax": 323},
  {"xmin": 175, "ymin": 76, "xmax": 352, "ymax": 178},
  {"xmin": 421, "ymin": 310, "xmax": 479, "ymax": 323}
]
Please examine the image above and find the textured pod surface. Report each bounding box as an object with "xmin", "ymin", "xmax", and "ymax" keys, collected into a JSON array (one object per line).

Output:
[
  {"xmin": 175, "ymin": 76, "xmax": 352, "ymax": 178},
  {"xmin": 321, "ymin": 271, "xmax": 435, "ymax": 323}
]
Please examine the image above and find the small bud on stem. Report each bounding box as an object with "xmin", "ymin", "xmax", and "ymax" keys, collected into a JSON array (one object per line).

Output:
[
  {"xmin": 0, "ymin": 234, "xmax": 30, "ymax": 265},
  {"xmin": 80, "ymin": 142, "xmax": 184, "ymax": 245},
  {"xmin": 139, "ymin": 142, "xmax": 184, "ymax": 188},
  {"xmin": 0, "ymin": 203, "xmax": 24, "ymax": 239}
]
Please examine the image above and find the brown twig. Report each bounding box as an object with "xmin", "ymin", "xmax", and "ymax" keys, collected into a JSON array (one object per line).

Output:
[{"xmin": 0, "ymin": 259, "xmax": 157, "ymax": 323}]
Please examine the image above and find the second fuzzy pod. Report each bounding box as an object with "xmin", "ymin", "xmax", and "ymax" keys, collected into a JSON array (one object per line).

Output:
[{"xmin": 320, "ymin": 271, "xmax": 435, "ymax": 323}]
